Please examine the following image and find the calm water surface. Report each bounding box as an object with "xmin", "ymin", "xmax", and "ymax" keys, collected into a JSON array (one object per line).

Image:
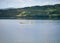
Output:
[{"xmin": 0, "ymin": 20, "xmax": 60, "ymax": 43}]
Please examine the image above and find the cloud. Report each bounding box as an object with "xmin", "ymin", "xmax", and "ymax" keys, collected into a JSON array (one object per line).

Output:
[
  {"xmin": 15, "ymin": 0, "xmax": 34, "ymax": 3},
  {"xmin": 42, "ymin": 1, "xmax": 60, "ymax": 5},
  {"xmin": 13, "ymin": 0, "xmax": 36, "ymax": 7},
  {"xmin": 0, "ymin": 0, "xmax": 60, "ymax": 9}
]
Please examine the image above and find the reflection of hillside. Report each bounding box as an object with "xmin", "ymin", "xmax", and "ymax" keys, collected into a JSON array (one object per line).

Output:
[
  {"xmin": 19, "ymin": 22, "xmax": 35, "ymax": 24},
  {"xmin": 0, "ymin": 4, "xmax": 60, "ymax": 19}
]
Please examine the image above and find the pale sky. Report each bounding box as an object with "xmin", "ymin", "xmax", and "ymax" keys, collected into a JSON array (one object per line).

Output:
[{"xmin": 0, "ymin": 0, "xmax": 60, "ymax": 9}]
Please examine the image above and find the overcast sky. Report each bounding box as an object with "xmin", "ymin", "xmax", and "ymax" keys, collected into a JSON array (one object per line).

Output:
[{"xmin": 0, "ymin": 0, "xmax": 60, "ymax": 9}]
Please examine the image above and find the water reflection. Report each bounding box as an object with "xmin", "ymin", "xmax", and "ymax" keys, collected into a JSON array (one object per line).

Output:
[{"xmin": 0, "ymin": 20, "xmax": 60, "ymax": 43}]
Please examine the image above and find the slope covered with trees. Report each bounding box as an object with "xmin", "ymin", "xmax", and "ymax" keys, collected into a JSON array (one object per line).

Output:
[{"xmin": 0, "ymin": 4, "xmax": 60, "ymax": 19}]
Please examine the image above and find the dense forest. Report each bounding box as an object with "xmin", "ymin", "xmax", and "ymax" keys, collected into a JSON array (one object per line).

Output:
[{"xmin": 0, "ymin": 4, "xmax": 60, "ymax": 19}]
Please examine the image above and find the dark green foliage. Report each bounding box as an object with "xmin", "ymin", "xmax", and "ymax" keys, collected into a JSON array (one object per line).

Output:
[{"xmin": 0, "ymin": 4, "xmax": 60, "ymax": 19}]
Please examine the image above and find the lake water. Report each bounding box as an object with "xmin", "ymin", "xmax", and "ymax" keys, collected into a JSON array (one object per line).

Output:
[{"xmin": 0, "ymin": 20, "xmax": 60, "ymax": 43}]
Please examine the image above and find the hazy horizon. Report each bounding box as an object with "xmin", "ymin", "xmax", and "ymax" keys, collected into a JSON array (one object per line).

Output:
[{"xmin": 0, "ymin": 0, "xmax": 60, "ymax": 9}]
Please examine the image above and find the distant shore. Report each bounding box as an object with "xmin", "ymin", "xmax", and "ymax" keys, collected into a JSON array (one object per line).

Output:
[{"xmin": 0, "ymin": 4, "xmax": 60, "ymax": 20}]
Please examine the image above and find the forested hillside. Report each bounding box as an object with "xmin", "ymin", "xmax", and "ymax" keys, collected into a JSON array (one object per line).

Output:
[{"xmin": 0, "ymin": 4, "xmax": 60, "ymax": 19}]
